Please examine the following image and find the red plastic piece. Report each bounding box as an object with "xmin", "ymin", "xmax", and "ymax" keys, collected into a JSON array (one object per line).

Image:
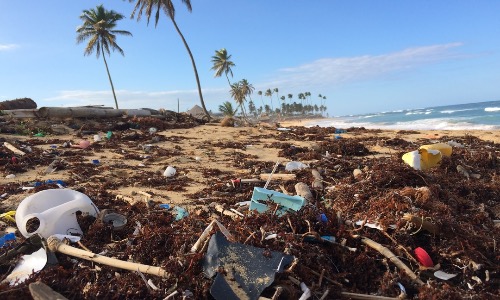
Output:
[{"xmin": 414, "ymin": 247, "xmax": 434, "ymax": 267}]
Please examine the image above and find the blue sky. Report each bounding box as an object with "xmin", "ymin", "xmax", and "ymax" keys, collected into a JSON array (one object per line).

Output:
[{"xmin": 1, "ymin": 1, "xmax": 500, "ymax": 116}]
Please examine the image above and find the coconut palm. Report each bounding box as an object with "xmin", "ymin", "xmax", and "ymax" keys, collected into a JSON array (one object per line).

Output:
[
  {"xmin": 211, "ymin": 48, "xmax": 235, "ymax": 86},
  {"xmin": 128, "ymin": 0, "xmax": 210, "ymax": 120},
  {"xmin": 76, "ymin": 5, "xmax": 132, "ymax": 109},
  {"xmin": 240, "ymin": 79, "xmax": 254, "ymax": 113},
  {"xmin": 265, "ymin": 88, "xmax": 273, "ymax": 111},
  {"xmin": 229, "ymin": 81, "xmax": 247, "ymax": 118},
  {"xmin": 218, "ymin": 101, "xmax": 238, "ymax": 117},
  {"xmin": 257, "ymin": 90, "xmax": 265, "ymax": 108}
]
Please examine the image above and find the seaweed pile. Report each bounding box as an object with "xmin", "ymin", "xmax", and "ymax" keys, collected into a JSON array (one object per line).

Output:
[{"xmin": 0, "ymin": 117, "xmax": 498, "ymax": 299}]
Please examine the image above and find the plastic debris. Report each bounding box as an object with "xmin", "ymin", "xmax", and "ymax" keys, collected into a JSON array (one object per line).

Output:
[
  {"xmin": 414, "ymin": 247, "xmax": 434, "ymax": 267},
  {"xmin": 434, "ymin": 270, "xmax": 458, "ymax": 280},
  {"xmin": 0, "ymin": 232, "xmax": 16, "ymax": 248},
  {"xmin": 15, "ymin": 189, "xmax": 99, "ymax": 238},
  {"xmin": 4, "ymin": 247, "xmax": 47, "ymax": 286},
  {"xmin": 163, "ymin": 166, "xmax": 176, "ymax": 177},
  {"xmin": 402, "ymin": 143, "xmax": 452, "ymax": 170},
  {"xmin": 250, "ymin": 187, "xmax": 305, "ymax": 215},
  {"xmin": 203, "ymin": 231, "xmax": 294, "ymax": 300},
  {"xmin": 285, "ymin": 161, "xmax": 309, "ymax": 171}
]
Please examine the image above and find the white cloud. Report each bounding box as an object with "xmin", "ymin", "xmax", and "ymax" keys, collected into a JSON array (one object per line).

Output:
[
  {"xmin": 0, "ymin": 44, "xmax": 19, "ymax": 51},
  {"xmin": 267, "ymin": 42, "xmax": 464, "ymax": 89}
]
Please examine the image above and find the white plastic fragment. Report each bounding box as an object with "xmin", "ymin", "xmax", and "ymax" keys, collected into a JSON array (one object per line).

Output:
[
  {"xmin": 434, "ymin": 270, "xmax": 458, "ymax": 280},
  {"xmin": 397, "ymin": 282, "xmax": 407, "ymax": 294},
  {"xmin": 265, "ymin": 233, "xmax": 278, "ymax": 240},
  {"xmin": 147, "ymin": 279, "xmax": 160, "ymax": 291},
  {"xmin": 298, "ymin": 282, "xmax": 311, "ymax": 300},
  {"xmin": 285, "ymin": 161, "xmax": 309, "ymax": 171},
  {"xmin": 4, "ymin": 248, "xmax": 47, "ymax": 286}
]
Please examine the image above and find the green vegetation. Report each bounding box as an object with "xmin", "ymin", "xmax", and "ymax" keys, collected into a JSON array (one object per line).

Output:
[
  {"xmin": 218, "ymin": 101, "xmax": 238, "ymax": 117},
  {"xmin": 76, "ymin": 5, "xmax": 132, "ymax": 109}
]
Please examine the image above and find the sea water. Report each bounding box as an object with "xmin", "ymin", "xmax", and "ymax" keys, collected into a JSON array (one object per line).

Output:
[{"xmin": 307, "ymin": 100, "xmax": 500, "ymax": 130}]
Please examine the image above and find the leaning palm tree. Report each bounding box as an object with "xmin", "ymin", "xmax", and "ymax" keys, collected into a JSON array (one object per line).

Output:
[
  {"xmin": 128, "ymin": 0, "xmax": 210, "ymax": 120},
  {"xmin": 77, "ymin": 5, "xmax": 132, "ymax": 109},
  {"xmin": 239, "ymin": 79, "xmax": 254, "ymax": 116},
  {"xmin": 211, "ymin": 48, "xmax": 235, "ymax": 86}
]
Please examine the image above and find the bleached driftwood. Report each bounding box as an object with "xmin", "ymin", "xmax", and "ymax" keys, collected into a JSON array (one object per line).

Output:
[
  {"xmin": 259, "ymin": 173, "xmax": 296, "ymax": 181},
  {"xmin": 3, "ymin": 142, "xmax": 26, "ymax": 156},
  {"xmin": 47, "ymin": 236, "xmax": 168, "ymax": 278}
]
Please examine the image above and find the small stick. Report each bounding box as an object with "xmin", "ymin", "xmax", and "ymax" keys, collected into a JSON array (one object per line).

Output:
[
  {"xmin": 244, "ymin": 231, "xmax": 257, "ymax": 244},
  {"xmin": 47, "ymin": 236, "xmax": 168, "ymax": 278},
  {"xmin": 341, "ymin": 292, "xmax": 402, "ymax": 299},
  {"xmin": 264, "ymin": 160, "xmax": 280, "ymax": 189},
  {"xmin": 319, "ymin": 289, "xmax": 330, "ymax": 300},
  {"xmin": 304, "ymin": 267, "xmax": 342, "ymax": 286},
  {"xmin": 271, "ymin": 286, "xmax": 283, "ymax": 300},
  {"xmin": 318, "ymin": 268, "xmax": 325, "ymax": 287},
  {"xmin": 190, "ymin": 220, "xmax": 216, "ymax": 253},
  {"xmin": 287, "ymin": 216, "xmax": 296, "ymax": 234},
  {"xmin": 361, "ymin": 237, "xmax": 424, "ymax": 286}
]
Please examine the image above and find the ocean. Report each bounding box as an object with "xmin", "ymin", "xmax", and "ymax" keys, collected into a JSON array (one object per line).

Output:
[{"xmin": 306, "ymin": 100, "xmax": 500, "ymax": 130}]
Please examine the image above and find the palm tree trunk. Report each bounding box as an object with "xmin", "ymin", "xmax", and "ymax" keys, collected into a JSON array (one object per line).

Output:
[
  {"xmin": 169, "ymin": 16, "xmax": 210, "ymax": 121},
  {"xmin": 101, "ymin": 46, "xmax": 119, "ymax": 109}
]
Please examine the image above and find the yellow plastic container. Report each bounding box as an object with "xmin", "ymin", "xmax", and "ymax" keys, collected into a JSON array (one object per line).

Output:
[
  {"xmin": 402, "ymin": 143, "xmax": 453, "ymax": 170},
  {"xmin": 419, "ymin": 143, "xmax": 452, "ymax": 157}
]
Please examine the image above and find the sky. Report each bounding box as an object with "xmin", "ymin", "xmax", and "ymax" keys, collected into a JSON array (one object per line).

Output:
[{"xmin": 1, "ymin": 0, "xmax": 500, "ymax": 116}]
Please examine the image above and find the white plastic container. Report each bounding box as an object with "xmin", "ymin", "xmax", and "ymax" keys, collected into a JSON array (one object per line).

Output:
[
  {"xmin": 163, "ymin": 166, "xmax": 176, "ymax": 177},
  {"xmin": 93, "ymin": 134, "xmax": 101, "ymax": 142},
  {"xmin": 15, "ymin": 189, "xmax": 99, "ymax": 238}
]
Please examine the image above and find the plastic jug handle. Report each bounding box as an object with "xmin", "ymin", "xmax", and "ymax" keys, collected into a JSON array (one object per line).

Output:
[{"xmin": 19, "ymin": 213, "xmax": 45, "ymax": 237}]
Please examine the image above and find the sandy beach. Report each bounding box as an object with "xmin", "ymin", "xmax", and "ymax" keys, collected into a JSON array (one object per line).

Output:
[{"xmin": 0, "ymin": 114, "xmax": 499, "ymax": 299}]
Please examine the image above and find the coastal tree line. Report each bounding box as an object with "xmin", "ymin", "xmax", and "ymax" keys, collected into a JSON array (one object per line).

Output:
[{"xmin": 75, "ymin": 1, "xmax": 328, "ymax": 120}]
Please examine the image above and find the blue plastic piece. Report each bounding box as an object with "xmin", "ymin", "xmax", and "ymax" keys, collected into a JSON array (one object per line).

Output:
[
  {"xmin": 173, "ymin": 206, "xmax": 188, "ymax": 221},
  {"xmin": 159, "ymin": 204, "xmax": 170, "ymax": 209},
  {"xmin": 250, "ymin": 187, "xmax": 305, "ymax": 216},
  {"xmin": 318, "ymin": 213, "xmax": 328, "ymax": 223},
  {"xmin": 0, "ymin": 232, "xmax": 16, "ymax": 248}
]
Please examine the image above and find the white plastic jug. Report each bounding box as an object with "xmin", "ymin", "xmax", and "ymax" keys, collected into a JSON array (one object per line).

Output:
[{"xmin": 15, "ymin": 189, "xmax": 99, "ymax": 238}]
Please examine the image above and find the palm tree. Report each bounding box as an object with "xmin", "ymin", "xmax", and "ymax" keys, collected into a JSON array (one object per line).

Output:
[
  {"xmin": 265, "ymin": 88, "xmax": 273, "ymax": 111},
  {"xmin": 257, "ymin": 90, "xmax": 264, "ymax": 108},
  {"xmin": 218, "ymin": 101, "xmax": 238, "ymax": 117},
  {"xmin": 211, "ymin": 48, "xmax": 235, "ymax": 86},
  {"xmin": 76, "ymin": 5, "xmax": 132, "ymax": 109},
  {"xmin": 128, "ymin": 0, "xmax": 210, "ymax": 120},
  {"xmin": 229, "ymin": 82, "xmax": 246, "ymax": 117},
  {"xmin": 240, "ymin": 79, "xmax": 254, "ymax": 115},
  {"xmin": 273, "ymin": 88, "xmax": 279, "ymax": 108}
]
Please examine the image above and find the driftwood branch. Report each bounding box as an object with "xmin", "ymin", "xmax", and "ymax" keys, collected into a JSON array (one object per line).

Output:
[
  {"xmin": 47, "ymin": 236, "xmax": 168, "ymax": 278},
  {"xmin": 361, "ymin": 237, "xmax": 424, "ymax": 286}
]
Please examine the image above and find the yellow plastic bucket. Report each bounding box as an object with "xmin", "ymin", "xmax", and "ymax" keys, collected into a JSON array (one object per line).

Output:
[{"xmin": 402, "ymin": 143, "xmax": 453, "ymax": 170}]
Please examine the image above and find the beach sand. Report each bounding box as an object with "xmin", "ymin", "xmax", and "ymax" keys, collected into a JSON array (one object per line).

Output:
[
  {"xmin": 1, "ymin": 119, "xmax": 498, "ymax": 208},
  {"xmin": 0, "ymin": 116, "xmax": 499, "ymax": 298}
]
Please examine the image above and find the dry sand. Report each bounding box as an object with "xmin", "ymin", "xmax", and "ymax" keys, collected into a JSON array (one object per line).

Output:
[{"xmin": 1, "ymin": 119, "xmax": 498, "ymax": 210}]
